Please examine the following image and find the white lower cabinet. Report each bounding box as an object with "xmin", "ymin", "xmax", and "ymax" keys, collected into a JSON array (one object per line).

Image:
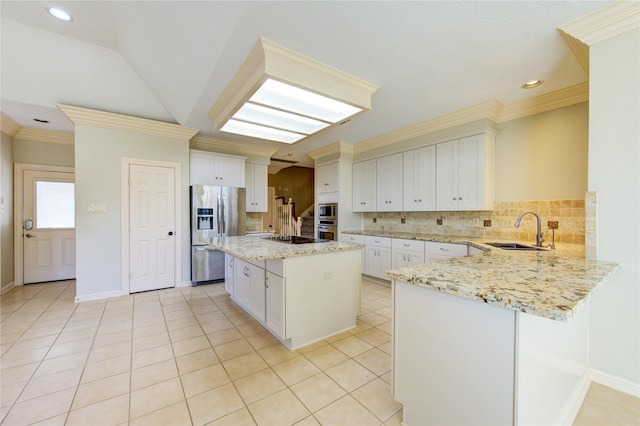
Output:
[
  {"xmin": 425, "ymin": 241, "xmax": 468, "ymax": 263},
  {"xmin": 392, "ymin": 239, "xmax": 425, "ymax": 269},
  {"xmin": 365, "ymin": 236, "xmax": 392, "ymax": 280},
  {"xmin": 230, "ymin": 257, "xmax": 285, "ymax": 339},
  {"xmin": 234, "ymin": 258, "xmax": 266, "ymax": 322},
  {"xmin": 226, "ymin": 250, "xmax": 360, "ymax": 350},
  {"xmin": 224, "ymin": 253, "xmax": 234, "ymax": 296},
  {"xmin": 265, "ymin": 271, "xmax": 285, "ymax": 339}
]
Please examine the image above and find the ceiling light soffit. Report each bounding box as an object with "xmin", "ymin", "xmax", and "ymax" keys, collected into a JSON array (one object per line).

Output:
[{"xmin": 209, "ymin": 38, "xmax": 378, "ymax": 144}]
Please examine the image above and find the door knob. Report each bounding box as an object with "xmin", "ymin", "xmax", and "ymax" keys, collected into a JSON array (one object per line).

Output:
[
  {"xmin": 25, "ymin": 233, "xmax": 36, "ymax": 238},
  {"xmin": 168, "ymin": 231, "xmax": 174, "ymax": 236}
]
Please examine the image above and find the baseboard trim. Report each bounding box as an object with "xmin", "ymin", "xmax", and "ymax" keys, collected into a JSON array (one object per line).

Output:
[
  {"xmin": 1, "ymin": 281, "xmax": 15, "ymax": 295},
  {"xmin": 178, "ymin": 280, "xmax": 192, "ymax": 288},
  {"xmin": 556, "ymin": 368, "xmax": 593, "ymax": 425},
  {"xmin": 590, "ymin": 368, "xmax": 640, "ymax": 398},
  {"xmin": 75, "ymin": 290, "xmax": 123, "ymax": 303}
]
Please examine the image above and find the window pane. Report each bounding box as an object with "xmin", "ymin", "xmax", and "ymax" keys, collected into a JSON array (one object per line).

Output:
[{"xmin": 36, "ymin": 181, "xmax": 75, "ymax": 229}]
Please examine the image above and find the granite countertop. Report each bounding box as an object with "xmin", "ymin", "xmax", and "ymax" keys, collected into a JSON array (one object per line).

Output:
[
  {"xmin": 209, "ymin": 236, "xmax": 363, "ymax": 261},
  {"xmin": 342, "ymin": 230, "xmax": 618, "ymax": 322}
]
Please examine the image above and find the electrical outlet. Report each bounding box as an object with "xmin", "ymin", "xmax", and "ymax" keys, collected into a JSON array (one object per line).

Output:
[
  {"xmin": 484, "ymin": 220, "xmax": 492, "ymax": 227},
  {"xmin": 372, "ymin": 217, "xmax": 377, "ymax": 223},
  {"xmin": 401, "ymin": 218, "xmax": 406, "ymax": 224},
  {"xmin": 548, "ymin": 221, "xmax": 559, "ymax": 229},
  {"xmin": 437, "ymin": 218, "xmax": 443, "ymax": 225}
]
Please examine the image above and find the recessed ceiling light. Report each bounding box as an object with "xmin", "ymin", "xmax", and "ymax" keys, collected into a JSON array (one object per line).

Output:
[
  {"xmin": 522, "ymin": 80, "xmax": 543, "ymax": 89},
  {"xmin": 46, "ymin": 7, "xmax": 73, "ymax": 22}
]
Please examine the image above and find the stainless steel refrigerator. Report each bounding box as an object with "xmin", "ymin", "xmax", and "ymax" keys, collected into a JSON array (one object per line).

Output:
[{"xmin": 190, "ymin": 185, "xmax": 246, "ymax": 285}]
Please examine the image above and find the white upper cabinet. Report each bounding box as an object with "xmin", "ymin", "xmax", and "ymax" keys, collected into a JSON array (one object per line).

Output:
[
  {"xmin": 316, "ymin": 162, "xmax": 339, "ymax": 193},
  {"xmin": 403, "ymin": 146, "xmax": 436, "ymax": 211},
  {"xmin": 352, "ymin": 159, "xmax": 377, "ymax": 212},
  {"xmin": 436, "ymin": 134, "xmax": 495, "ymax": 211},
  {"xmin": 376, "ymin": 153, "xmax": 403, "ymax": 212},
  {"xmin": 245, "ymin": 163, "xmax": 268, "ymax": 212},
  {"xmin": 190, "ymin": 150, "xmax": 246, "ymax": 187}
]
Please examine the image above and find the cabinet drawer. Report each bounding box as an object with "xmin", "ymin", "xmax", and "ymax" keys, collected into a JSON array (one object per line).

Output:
[
  {"xmin": 342, "ymin": 233, "xmax": 366, "ymax": 244},
  {"xmin": 266, "ymin": 259, "xmax": 285, "ymax": 277},
  {"xmin": 392, "ymin": 238, "xmax": 425, "ymax": 252},
  {"xmin": 425, "ymin": 242, "xmax": 468, "ymax": 257},
  {"xmin": 248, "ymin": 259, "xmax": 266, "ymax": 269},
  {"xmin": 365, "ymin": 236, "xmax": 392, "ymax": 248}
]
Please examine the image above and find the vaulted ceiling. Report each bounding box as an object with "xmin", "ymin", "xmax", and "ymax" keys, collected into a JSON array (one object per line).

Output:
[{"xmin": 0, "ymin": 1, "xmax": 610, "ymax": 170}]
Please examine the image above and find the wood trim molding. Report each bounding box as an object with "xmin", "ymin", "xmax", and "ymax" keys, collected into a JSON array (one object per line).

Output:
[
  {"xmin": 558, "ymin": 1, "xmax": 640, "ymax": 46},
  {"xmin": 307, "ymin": 142, "xmax": 354, "ymax": 161},
  {"xmin": 190, "ymin": 135, "xmax": 278, "ymax": 158},
  {"xmin": 498, "ymin": 82, "xmax": 589, "ymax": 123},
  {"xmin": 1, "ymin": 112, "xmax": 22, "ymax": 137},
  {"xmin": 354, "ymin": 99, "xmax": 503, "ymax": 154},
  {"xmin": 14, "ymin": 128, "xmax": 74, "ymax": 145},
  {"xmin": 57, "ymin": 104, "xmax": 198, "ymax": 140},
  {"xmin": 208, "ymin": 37, "xmax": 379, "ymax": 130}
]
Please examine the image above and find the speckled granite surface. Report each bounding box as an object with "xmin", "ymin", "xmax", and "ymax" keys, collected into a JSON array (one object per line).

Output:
[
  {"xmin": 342, "ymin": 230, "xmax": 618, "ymax": 322},
  {"xmin": 209, "ymin": 236, "xmax": 363, "ymax": 261}
]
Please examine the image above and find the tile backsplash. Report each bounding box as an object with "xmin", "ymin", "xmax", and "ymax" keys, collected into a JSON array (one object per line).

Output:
[{"xmin": 363, "ymin": 198, "xmax": 586, "ymax": 245}]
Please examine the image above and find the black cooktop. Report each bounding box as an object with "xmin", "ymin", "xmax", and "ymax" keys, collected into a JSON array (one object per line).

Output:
[{"xmin": 262, "ymin": 235, "xmax": 330, "ymax": 244}]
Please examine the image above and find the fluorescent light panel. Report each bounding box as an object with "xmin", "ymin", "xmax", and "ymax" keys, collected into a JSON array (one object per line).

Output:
[
  {"xmin": 221, "ymin": 119, "xmax": 305, "ymax": 144},
  {"xmin": 251, "ymin": 79, "xmax": 362, "ymax": 123},
  {"xmin": 221, "ymin": 79, "xmax": 362, "ymax": 143},
  {"xmin": 233, "ymin": 103, "xmax": 330, "ymax": 134}
]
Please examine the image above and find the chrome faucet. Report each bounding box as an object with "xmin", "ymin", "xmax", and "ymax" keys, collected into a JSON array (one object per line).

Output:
[{"xmin": 514, "ymin": 211, "xmax": 545, "ymax": 247}]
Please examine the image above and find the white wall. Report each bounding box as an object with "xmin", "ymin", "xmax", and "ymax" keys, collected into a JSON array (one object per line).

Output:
[
  {"xmin": 1, "ymin": 132, "xmax": 14, "ymax": 287},
  {"xmin": 74, "ymin": 124, "xmax": 190, "ymax": 299},
  {"xmin": 588, "ymin": 28, "xmax": 640, "ymax": 385},
  {"xmin": 495, "ymin": 102, "xmax": 588, "ymax": 201},
  {"xmin": 13, "ymin": 139, "xmax": 74, "ymax": 167}
]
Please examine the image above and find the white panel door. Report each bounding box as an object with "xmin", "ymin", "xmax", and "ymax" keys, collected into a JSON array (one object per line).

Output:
[
  {"xmin": 403, "ymin": 146, "xmax": 436, "ymax": 211},
  {"xmin": 458, "ymin": 135, "xmax": 484, "ymax": 211},
  {"xmin": 376, "ymin": 153, "xmax": 403, "ymax": 212},
  {"xmin": 436, "ymin": 140, "xmax": 459, "ymax": 211},
  {"xmin": 129, "ymin": 164, "xmax": 176, "ymax": 293},
  {"xmin": 23, "ymin": 170, "xmax": 76, "ymax": 284}
]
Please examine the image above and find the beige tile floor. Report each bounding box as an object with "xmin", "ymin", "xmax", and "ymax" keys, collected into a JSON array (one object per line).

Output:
[
  {"xmin": 1, "ymin": 279, "xmax": 401, "ymax": 425},
  {"xmin": 2, "ymin": 278, "xmax": 638, "ymax": 426}
]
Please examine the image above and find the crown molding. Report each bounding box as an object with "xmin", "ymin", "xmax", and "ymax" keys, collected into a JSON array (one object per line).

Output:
[
  {"xmin": 57, "ymin": 104, "xmax": 198, "ymax": 140},
  {"xmin": 354, "ymin": 99, "xmax": 503, "ymax": 154},
  {"xmin": 1, "ymin": 112, "xmax": 22, "ymax": 137},
  {"xmin": 498, "ymin": 82, "xmax": 589, "ymax": 123},
  {"xmin": 307, "ymin": 142, "xmax": 354, "ymax": 161},
  {"xmin": 558, "ymin": 1, "xmax": 640, "ymax": 46},
  {"xmin": 190, "ymin": 134, "xmax": 278, "ymax": 158},
  {"xmin": 14, "ymin": 128, "xmax": 74, "ymax": 145}
]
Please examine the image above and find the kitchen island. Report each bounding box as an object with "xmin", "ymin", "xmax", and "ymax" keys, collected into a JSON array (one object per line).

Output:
[
  {"xmin": 383, "ymin": 239, "xmax": 618, "ymax": 426},
  {"xmin": 209, "ymin": 236, "xmax": 363, "ymax": 350}
]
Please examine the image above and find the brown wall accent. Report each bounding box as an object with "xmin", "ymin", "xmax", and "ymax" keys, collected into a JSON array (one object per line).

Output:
[{"xmin": 268, "ymin": 166, "xmax": 315, "ymax": 215}]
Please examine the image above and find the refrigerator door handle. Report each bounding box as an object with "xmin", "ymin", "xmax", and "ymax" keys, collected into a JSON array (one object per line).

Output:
[
  {"xmin": 217, "ymin": 194, "xmax": 222, "ymax": 236},
  {"xmin": 221, "ymin": 194, "xmax": 227, "ymax": 234}
]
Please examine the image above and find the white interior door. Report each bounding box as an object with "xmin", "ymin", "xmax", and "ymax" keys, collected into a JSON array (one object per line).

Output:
[
  {"xmin": 23, "ymin": 170, "xmax": 76, "ymax": 284},
  {"xmin": 129, "ymin": 164, "xmax": 176, "ymax": 293}
]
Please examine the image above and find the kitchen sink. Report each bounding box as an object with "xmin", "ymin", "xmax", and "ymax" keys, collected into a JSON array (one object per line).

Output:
[{"xmin": 485, "ymin": 242, "xmax": 550, "ymax": 251}]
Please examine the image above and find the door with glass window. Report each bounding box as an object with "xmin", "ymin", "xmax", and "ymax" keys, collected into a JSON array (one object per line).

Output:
[{"xmin": 23, "ymin": 170, "xmax": 76, "ymax": 284}]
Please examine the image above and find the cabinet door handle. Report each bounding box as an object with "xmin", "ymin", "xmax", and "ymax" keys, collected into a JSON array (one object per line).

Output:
[
  {"xmin": 440, "ymin": 248, "xmax": 450, "ymax": 252},
  {"xmin": 453, "ymin": 197, "xmax": 457, "ymax": 200},
  {"xmin": 459, "ymin": 197, "xmax": 463, "ymax": 200},
  {"xmin": 403, "ymin": 243, "xmax": 410, "ymax": 247}
]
